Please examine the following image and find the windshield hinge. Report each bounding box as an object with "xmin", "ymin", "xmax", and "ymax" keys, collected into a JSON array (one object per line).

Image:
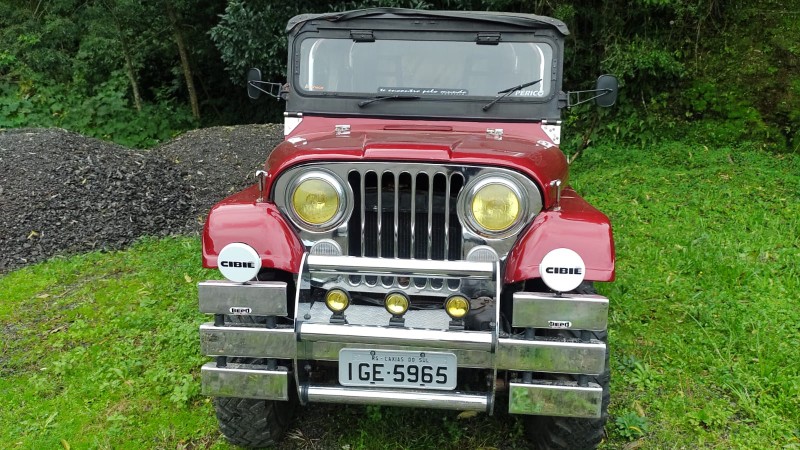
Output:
[
  {"xmin": 350, "ymin": 30, "xmax": 374, "ymax": 42},
  {"xmin": 486, "ymin": 128, "xmax": 503, "ymax": 140},
  {"xmin": 335, "ymin": 124, "xmax": 351, "ymax": 136},
  {"xmin": 541, "ymin": 120, "xmax": 562, "ymax": 145},
  {"xmin": 476, "ymin": 32, "xmax": 501, "ymax": 45}
]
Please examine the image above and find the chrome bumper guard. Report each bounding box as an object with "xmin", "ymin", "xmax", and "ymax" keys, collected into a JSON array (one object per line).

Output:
[
  {"xmin": 201, "ymin": 362, "xmax": 290, "ymax": 400},
  {"xmin": 199, "ymin": 254, "xmax": 608, "ymax": 418}
]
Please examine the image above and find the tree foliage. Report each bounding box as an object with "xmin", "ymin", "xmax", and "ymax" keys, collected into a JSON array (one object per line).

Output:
[{"xmin": 1, "ymin": 0, "xmax": 798, "ymax": 150}]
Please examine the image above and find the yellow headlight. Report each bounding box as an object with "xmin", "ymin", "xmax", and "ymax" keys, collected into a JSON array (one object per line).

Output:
[
  {"xmin": 445, "ymin": 295, "xmax": 470, "ymax": 319},
  {"xmin": 385, "ymin": 292, "xmax": 410, "ymax": 316},
  {"xmin": 471, "ymin": 183, "xmax": 520, "ymax": 232},
  {"xmin": 292, "ymin": 178, "xmax": 340, "ymax": 225},
  {"xmin": 325, "ymin": 289, "xmax": 350, "ymax": 313}
]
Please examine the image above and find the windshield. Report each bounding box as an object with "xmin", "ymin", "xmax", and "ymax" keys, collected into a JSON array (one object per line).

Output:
[{"xmin": 297, "ymin": 38, "xmax": 554, "ymax": 99}]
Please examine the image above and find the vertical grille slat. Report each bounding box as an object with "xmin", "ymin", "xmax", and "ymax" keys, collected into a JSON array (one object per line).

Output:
[
  {"xmin": 444, "ymin": 173, "xmax": 451, "ymax": 261},
  {"xmin": 360, "ymin": 172, "xmax": 366, "ymax": 257},
  {"xmin": 427, "ymin": 174, "xmax": 434, "ymax": 260},
  {"xmin": 347, "ymin": 165, "xmax": 463, "ymax": 262},
  {"xmin": 410, "ymin": 174, "xmax": 416, "ymax": 259},
  {"xmin": 377, "ymin": 172, "xmax": 382, "ymax": 258},
  {"xmin": 393, "ymin": 172, "xmax": 399, "ymax": 259}
]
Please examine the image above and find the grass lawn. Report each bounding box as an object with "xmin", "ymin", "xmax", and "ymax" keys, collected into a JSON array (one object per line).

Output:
[{"xmin": 1, "ymin": 140, "xmax": 798, "ymax": 449}]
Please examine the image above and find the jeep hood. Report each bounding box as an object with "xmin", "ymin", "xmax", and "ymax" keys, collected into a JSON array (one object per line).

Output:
[{"xmin": 264, "ymin": 122, "xmax": 568, "ymax": 206}]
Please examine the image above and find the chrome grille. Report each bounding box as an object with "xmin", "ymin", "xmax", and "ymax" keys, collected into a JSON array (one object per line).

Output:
[
  {"xmin": 346, "ymin": 169, "xmax": 464, "ymax": 261},
  {"xmin": 271, "ymin": 161, "xmax": 544, "ymax": 272}
]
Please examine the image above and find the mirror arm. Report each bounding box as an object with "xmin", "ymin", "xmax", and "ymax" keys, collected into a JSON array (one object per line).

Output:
[
  {"xmin": 566, "ymin": 88, "xmax": 612, "ymax": 108},
  {"xmin": 247, "ymin": 80, "xmax": 285, "ymax": 99}
]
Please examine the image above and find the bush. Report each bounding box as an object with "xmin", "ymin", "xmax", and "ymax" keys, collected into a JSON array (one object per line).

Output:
[{"xmin": 0, "ymin": 74, "xmax": 195, "ymax": 148}]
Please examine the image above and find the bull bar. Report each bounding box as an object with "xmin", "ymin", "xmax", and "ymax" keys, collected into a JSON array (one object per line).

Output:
[{"xmin": 199, "ymin": 254, "xmax": 608, "ymax": 418}]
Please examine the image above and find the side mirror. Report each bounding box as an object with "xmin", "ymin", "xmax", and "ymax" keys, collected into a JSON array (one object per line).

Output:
[
  {"xmin": 595, "ymin": 74, "xmax": 618, "ymax": 108},
  {"xmin": 246, "ymin": 68, "xmax": 263, "ymax": 100}
]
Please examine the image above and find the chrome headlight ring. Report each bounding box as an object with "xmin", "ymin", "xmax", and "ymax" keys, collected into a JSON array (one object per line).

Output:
[
  {"xmin": 457, "ymin": 174, "xmax": 530, "ymax": 239},
  {"xmin": 283, "ymin": 169, "xmax": 352, "ymax": 232}
]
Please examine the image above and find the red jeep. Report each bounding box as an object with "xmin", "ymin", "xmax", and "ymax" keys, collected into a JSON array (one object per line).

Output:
[{"xmin": 199, "ymin": 8, "xmax": 617, "ymax": 449}]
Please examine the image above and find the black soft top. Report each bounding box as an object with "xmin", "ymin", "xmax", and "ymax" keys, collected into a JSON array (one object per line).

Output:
[{"xmin": 286, "ymin": 7, "xmax": 569, "ymax": 36}]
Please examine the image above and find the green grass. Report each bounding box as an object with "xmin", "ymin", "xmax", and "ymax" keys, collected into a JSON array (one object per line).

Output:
[
  {"xmin": 576, "ymin": 142, "xmax": 800, "ymax": 448},
  {"xmin": 2, "ymin": 141, "xmax": 799, "ymax": 449}
]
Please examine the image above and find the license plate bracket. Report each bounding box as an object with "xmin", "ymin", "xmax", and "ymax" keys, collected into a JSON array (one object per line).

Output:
[{"xmin": 338, "ymin": 349, "xmax": 457, "ymax": 390}]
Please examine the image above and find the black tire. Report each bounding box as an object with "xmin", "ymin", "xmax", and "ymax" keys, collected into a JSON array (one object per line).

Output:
[
  {"xmin": 523, "ymin": 282, "xmax": 610, "ymax": 450},
  {"xmin": 213, "ymin": 394, "xmax": 297, "ymax": 448},
  {"xmin": 213, "ymin": 315, "xmax": 298, "ymax": 448}
]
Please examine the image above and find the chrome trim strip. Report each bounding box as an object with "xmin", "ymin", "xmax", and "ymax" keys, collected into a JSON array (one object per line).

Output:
[
  {"xmin": 394, "ymin": 171, "xmax": 399, "ymax": 258},
  {"xmin": 306, "ymin": 255, "xmax": 494, "ymax": 279},
  {"xmin": 201, "ymin": 362, "xmax": 289, "ymax": 400},
  {"xmin": 305, "ymin": 384, "xmax": 488, "ymax": 412},
  {"xmin": 496, "ymin": 338, "xmax": 606, "ymax": 375},
  {"xmin": 512, "ymin": 292, "xmax": 609, "ymax": 331},
  {"xmin": 410, "ymin": 173, "xmax": 416, "ymax": 258},
  {"xmin": 200, "ymin": 324, "xmax": 296, "ymax": 358},
  {"xmin": 490, "ymin": 260, "xmax": 501, "ymax": 414},
  {"xmin": 299, "ymin": 322, "xmax": 493, "ymax": 351},
  {"xmin": 198, "ymin": 281, "xmax": 287, "ymax": 316},
  {"xmin": 377, "ymin": 170, "xmax": 382, "ymax": 257},
  {"xmin": 509, "ymin": 381, "xmax": 602, "ymax": 418},
  {"xmin": 444, "ymin": 172, "xmax": 451, "ymax": 260},
  {"xmin": 293, "ymin": 252, "xmax": 308, "ymax": 405},
  {"xmin": 427, "ymin": 173, "xmax": 434, "ymax": 259},
  {"xmin": 299, "ymin": 341, "xmax": 492, "ymax": 368},
  {"xmin": 360, "ymin": 171, "xmax": 366, "ymax": 257}
]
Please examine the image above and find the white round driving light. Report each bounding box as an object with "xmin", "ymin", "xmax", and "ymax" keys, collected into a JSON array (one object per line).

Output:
[
  {"xmin": 539, "ymin": 248, "xmax": 586, "ymax": 293},
  {"xmin": 218, "ymin": 243, "xmax": 261, "ymax": 283}
]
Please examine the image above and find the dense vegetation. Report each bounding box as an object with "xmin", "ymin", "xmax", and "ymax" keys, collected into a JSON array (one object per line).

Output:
[
  {"xmin": 1, "ymin": 0, "xmax": 798, "ymax": 150},
  {"xmin": 2, "ymin": 140, "xmax": 797, "ymax": 448}
]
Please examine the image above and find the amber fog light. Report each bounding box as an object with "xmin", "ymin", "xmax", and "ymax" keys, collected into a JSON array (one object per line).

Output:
[
  {"xmin": 385, "ymin": 292, "xmax": 410, "ymax": 316},
  {"xmin": 445, "ymin": 295, "xmax": 470, "ymax": 319},
  {"xmin": 325, "ymin": 289, "xmax": 350, "ymax": 313}
]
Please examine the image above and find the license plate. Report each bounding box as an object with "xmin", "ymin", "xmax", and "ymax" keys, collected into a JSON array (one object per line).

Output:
[{"xmin": 338, "ymin": 349, "xmax": 457, "ymax": 390}]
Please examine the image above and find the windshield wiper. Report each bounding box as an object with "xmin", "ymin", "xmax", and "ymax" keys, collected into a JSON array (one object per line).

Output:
[
  {"xmin": 358, "ymin": 95, "xmax": 421, "ymax": 108},
  {"xmin": 482, "ymin": 79, "xmax": 542, "ymax": 111}
]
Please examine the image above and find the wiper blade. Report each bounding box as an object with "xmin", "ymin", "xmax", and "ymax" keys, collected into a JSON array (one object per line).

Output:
[
  {"xmin": 482, "ymin": 79, "xmax": 542, "ymax": 111},
  {"xmin": 358, "ymin": 95, "xmax": 421, "ymax": 108}
]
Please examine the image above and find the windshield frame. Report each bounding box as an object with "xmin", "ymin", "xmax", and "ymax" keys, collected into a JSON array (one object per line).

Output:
[
  {"xmin": 293, "ymin": 32, "xmax": 558, "ymax": 104},
  {"xmin": 285, "ymin": 17, "xmax": 566, "ymax": 122}
]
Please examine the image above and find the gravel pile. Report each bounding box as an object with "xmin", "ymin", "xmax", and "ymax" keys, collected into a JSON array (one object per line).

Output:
[
  {"xmin": 0, "ymin": 124, "xmax": 283, "ymax": 273},
  {"xmin": 153, "ymin": 124, "xmax": 282, "ymax": 214}
]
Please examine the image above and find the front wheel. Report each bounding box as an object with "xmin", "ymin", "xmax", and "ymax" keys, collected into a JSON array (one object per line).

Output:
[
  {"xmin": 213, "ymin": 315, "xmax": 298, "ymax": 448},
  {"xmin": 213, "ymin": 392, "xmax": 297, "ymax": 448}
]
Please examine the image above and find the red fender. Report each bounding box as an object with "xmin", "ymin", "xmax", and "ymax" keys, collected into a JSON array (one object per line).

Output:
[
  {"xmin": 504, "ymin": 187, "xmax": 615, "ymax": 284},
  {"xmin": 202, "ymin": 184, "xmax": 304, "ymax": 273}
]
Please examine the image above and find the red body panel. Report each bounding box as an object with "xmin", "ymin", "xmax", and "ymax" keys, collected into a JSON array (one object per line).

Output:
[
  {"xmin": 202, "ymin": 185, "xmax": 304, "ymax": 272},
  {"xmin": 203, "ymin": 117, "xmax": 614, "ymax": 281},
  {"xmin": 504, "ymin": 187, "xmax": 615, "ymax": 283},
  {"xmin": 266, "ymin": 117, "xmax": 568, "ymax": 208}
]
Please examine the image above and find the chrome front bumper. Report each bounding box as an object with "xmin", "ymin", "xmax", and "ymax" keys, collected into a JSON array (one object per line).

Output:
[{"xmin": 198, "ymin": 254, "xmax": 608, "ymax": 419}]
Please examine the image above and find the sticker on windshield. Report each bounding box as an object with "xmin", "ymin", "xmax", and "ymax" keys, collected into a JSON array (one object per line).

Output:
[
  {"xmin": 378, "ymin": 87, "xmax": 469, "ymax": 96},
  {"xmin": 512, "ymin": 90, "xmax": 545, "ymax": 97}
]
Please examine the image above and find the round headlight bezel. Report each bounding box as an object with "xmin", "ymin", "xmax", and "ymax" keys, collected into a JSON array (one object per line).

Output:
[
  {"xmin": 284, "ymin": 170, "xmax": 350, "ymax": 232},
  {"xmin": 458, "ymin": 175, "xmax": 528, "ymax": 239}
]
